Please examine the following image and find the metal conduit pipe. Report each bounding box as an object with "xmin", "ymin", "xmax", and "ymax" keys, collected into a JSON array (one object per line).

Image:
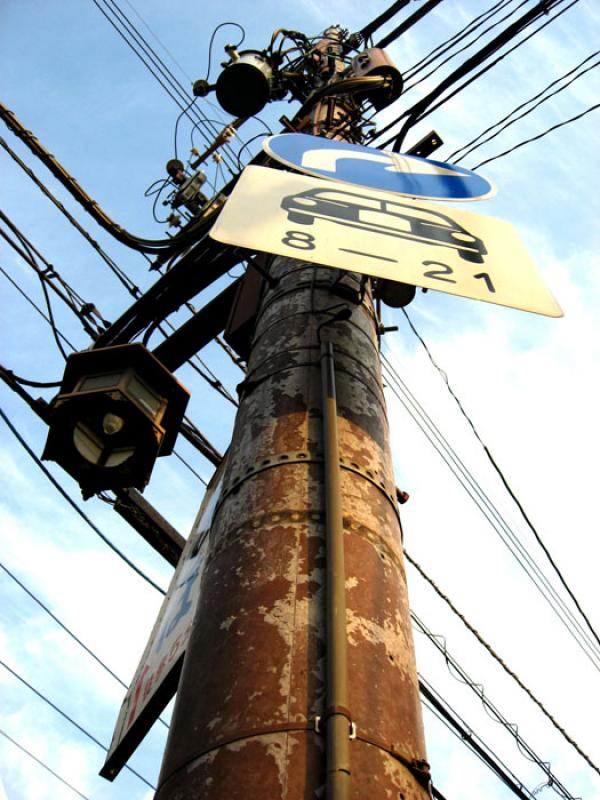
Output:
[{"xmin": 320, "ymin": 341, "xmax": 351, "ymax": 800}]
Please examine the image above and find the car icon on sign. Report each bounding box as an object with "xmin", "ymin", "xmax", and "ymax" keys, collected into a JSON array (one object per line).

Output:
[{"xmin": 280, "ymin": 187, "xmax": 487, "ymax": 264}]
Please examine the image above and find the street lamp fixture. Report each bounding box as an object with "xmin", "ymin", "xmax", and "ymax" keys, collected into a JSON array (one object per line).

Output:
[{"xmin": 42, "ymin": 344, "xmax": 190, "ymax": 498}]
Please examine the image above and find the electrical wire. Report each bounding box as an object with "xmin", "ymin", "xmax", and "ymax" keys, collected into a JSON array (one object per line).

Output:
[
  {"xmin": 121, "ymin": 0, "xmax": 193, "ymax": 82},
  {"xmin": 405, "ymin": 550, "xmax": 600, "ymax": 776},
  {"xmin": 449, "ymin": 51, "xmax": 600, "ymax": 162},
  {"xmin": 401, "ymin": 0, "xmax": 515, "ymax": 81},
  {"xmin": 402, "ymin": 0, "xmax": 530, "ymax": 92},
  {"xmin": 395, "ymin": 0, "xmax": 582, "ymax": 150},
  {"xmin": 373, "ymin": 0, "xmax": 579, "ymax": 151},
  {"xmin": 0, "ymin": 277, "xmax": 217, "ymax": 486},
  {"xmin": 0, "ymin": 176, "xmax": 234, "ymax": 459},
  {"xmin": 0, "ymin": 404, "xmax": 167, "ymax": 596},
  {"xmin": 358, "ymin": 0, "xmax": 412, "ymax": 43},
  {"xmin": 92, "ymin": 0, "xmax": 240, "ymax": 174},
  {"xmin": 412, "ymin": 616, "xmax": 578, "ymax": 799},
  {"xmin": 0, "ymin": 100, "xmax": 216, "ymax": 254},
  {"xmin": 0, "ymin": 136, "xmax": 141, "ymax": 298},
  {"xmin": 375, "ymin": 0, "xmax": 445, "ymax": 49},
  {"xmin": 204, "ymin": 21, "xmax": 245, "ymax": 82},
  {"xmin": 1, "ymin": 136, "xmax": 238, "ymax": 407},
  {"xmin": 171, "ymin": 449, "xmax": 209, "ymax": 486},
  {"xmin": 173, "ymin": 97, "xmax": 197, "ymax": 160},
  {"xmin": 0, "ymin": 368, "xmax": 60, "ymax": 388},
  {"xmin": 399, "ymin": 309, "xmax": 600, "ymax": 653},
  {"xmin": 0, "ymin": 264, "xmax": 77, "ymax": 352},
  {"xmin": 419, "ymin": 678, "xmax": 534, "ymax": 800},
  {"xmin": 0, "ymin": 559, "xmax": 170, "ymax": 730},
  {"xmin": 380, "ymin": 355, "xmax": 600, "ymax": 671},
  {"xmin": 0, "ymin": 658, "xmax": 156, "ymax": 790},
  {"xmin": 0, "ymin": 727, "xmax": 91, "ymax": 800},
  {"xmin": 470, "ymin": 101, "xmax": 600, "ymax": 170}
]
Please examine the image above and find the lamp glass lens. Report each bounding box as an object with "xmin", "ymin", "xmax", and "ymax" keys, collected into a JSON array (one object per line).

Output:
[
  {"xmin": 73, "ymin": 423, "xmax": 103, "ymax": 464},
  {"xmin": 105, "ymin": 447, "xmax": 136, "ymax": 467},
  {"xmin": 127, "ymin": 374, "xmax": 164, "ymax": 419},
  {"xmin": 78, "ymin": 372, "xmax": 122, "ymax": 392}
]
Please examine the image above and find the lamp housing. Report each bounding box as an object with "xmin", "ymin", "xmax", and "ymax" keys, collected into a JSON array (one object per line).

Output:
[
  {"xmin": 376, "ymin": 279, "xmax": 416, "ymax": 308},
  {"xmin": 350, "ymin": 48, "xmax": 403, "ymax": 110},
  {"xmin": 215, "ymin": 50, "xmax": 274, "ymax": 117},
  {"xmin": 42, "ymin": 344, "xmax": 189, "ymax": 498}
]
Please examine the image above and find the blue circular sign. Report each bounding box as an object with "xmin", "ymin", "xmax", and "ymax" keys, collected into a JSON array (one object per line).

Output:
[{"xmin": 263, "ymin": 133, "xmax": 495, "ymax": 201}]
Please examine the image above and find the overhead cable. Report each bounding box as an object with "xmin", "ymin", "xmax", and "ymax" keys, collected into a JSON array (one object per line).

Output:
[
  {"xmin": 0, "ymin": 264, "xmax": 77, "ymax": 352},
  {"xmin": 0, "ymin": 210, "xmax": 109, "ymax": 340},
  {"xmin": 405, "ymin": 550, "xmax": 600, "ymax": 776},
  {"xmin": 0, "ymin": 559, "xmax": 170, "ymax": 729},
  {"xmin": 399, "ymin": 310, "xmax": 600, "ymax": 654},
  {"xmin": 92, "ymin": 0, "xmax": 240, "ymax": 174},
  {"xmin": 372, "ymin": 0, "xmax": 578, "ymax": 150},
  {"xmin": 121, "ymin": 0, "xmax": 194, "ymax": 82},
  {"xmin": 413, "ymin": 616, "xmax": 577, "ymax": 799},
  {"xmin": 358, "ymin": 0, "xmax": 412, "ymax": 43},
  {"xmin": 0, "ymin": 100, "xmax": 217, "ymax": 253},
  {"xmin": 392, "ymin": 0, "xmax": 581, "ymax": 150},
  {"xmin": 450, "ymin": 51, "xmax": 600, "ymax": 162},
  {"xmin": 0, "ymin": 139, "xmax": 239, "ymax": 407},
  {"xmin": 375, "ymin": 0, "xmax": 445, "ymax": 49},
  {"xmin": 402, "ymin": 0, "xmax": 516, "ymax": 82},
  {"xmin": 402, "ymin": 0, "xmax": 530, "ymax": 92},
  {"xmin": 0, "ymin": 136, "xmax": 141, "ymax": 298},
  {"xmin": 0, "ymin": 658, "xmax": 155, "ymax": 790},
  {"xmin": 0, "ymin": 405, "xmax": 167, "ymax": 596},
  {"xmin": 419, "ymin": 678, "xmax": 533, "ymax": 800},
  {"xmin": 0, "ymin": 728, "xmax": 90, "ymax": 800},
  {"xmin": 470, "ymin": 102, "xmax": 600, "ymax": 169},
  {"xmin": 380, "ymin": 356, "xmax": 600, "ymax": 671}
]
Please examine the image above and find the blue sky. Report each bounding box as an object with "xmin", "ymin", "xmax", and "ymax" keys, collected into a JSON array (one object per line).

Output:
[{"xmin": 1, "ymin": 1, "xmax": 599, "ymax": 798}]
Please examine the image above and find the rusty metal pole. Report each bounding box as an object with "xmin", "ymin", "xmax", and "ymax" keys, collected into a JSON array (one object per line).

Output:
[
  {"xmin": 153, "ymin": 259, "xmax": 431, "ymax": 799},
  {"xmin": 320, "ymin": 340, "xmax": 351, "ymax": 800}
]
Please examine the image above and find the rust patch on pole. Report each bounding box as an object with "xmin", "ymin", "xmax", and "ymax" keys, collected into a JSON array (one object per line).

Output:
[{"xmin": 154, "ymin": 260, "xmax": 429, "ymax": 799}]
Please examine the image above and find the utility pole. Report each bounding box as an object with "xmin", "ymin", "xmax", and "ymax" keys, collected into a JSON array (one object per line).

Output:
[{"xmin": 154, "ymin": 25, "xmax": 430, "ymax": 800}]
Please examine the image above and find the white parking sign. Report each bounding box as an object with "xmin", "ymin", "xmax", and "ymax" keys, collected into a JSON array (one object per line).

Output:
[{"xmin": 210, "ymin": 166, "xmax": 562, "ymax": 318}]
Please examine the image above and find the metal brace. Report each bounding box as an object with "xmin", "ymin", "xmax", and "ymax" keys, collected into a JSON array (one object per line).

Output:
[{"xmin": 313, "ymin": 716, "xmax": 357, "ymax": 740}]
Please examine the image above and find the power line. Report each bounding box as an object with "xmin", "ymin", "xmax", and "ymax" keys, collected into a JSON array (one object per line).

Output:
[
  {"xmin": 0, "ymin": 404, "xmax": 167, "ymax": 596},
  {"xmin": 0, "ymin": 100, "xmax": 212, "ymax": 254},
  {"xmin": 0, "ymin": 558, "xmax": 170, "ymax": 730},
  {"xmin": 375, "ymin": 0, "xmax": 445, "ymax": 49},
  {"xmin": 0, "ymin": 210, "xmax": 230, "ymax": 470},
  {"xmin": 395, "ymin": 0, "xmax": 582, "ymax": 148},
  {"xmin": 121, "ymin": 0, "xmax": 194, "ymax": 82},
  {"xmin": 470, "ymin": 101, "xmax": 600, "ymax": 169},
  {"xmin": 0, "ymin": 263, "xmax": 77, "ymax": 351},
  {"xmin": 0, "ymin": 658, "xmax": 155, "ymax": 790},
  {"xmin": 0, "ymin": 727, "xmax": 91, "ymax": 800},
  {"xmin": 412, "ymin": 615, "xmax": 578, "ymax": 799},
  {"xmin": 0, "ymin": 136, "xmax": 141, "ymax": 298},
  {"xmin": 398, "ymin": 309, "xmax": 600, "ymax": 654},
  {"xmin": 402, "ymin": 0, "xmax": 516, "ymax": 81},
  {"xmin": 358, "ymin": 0, "xmax": 412, "ymax": 43},
  {"xmin": 374, "ymin": 0, "xmax": 579, "ymax": 151},
  {"xmin": 405, "ymin": 550, "xmax": 600, "ymax": 776},
  {"xmin": 449, "ymin": 51, "xmax": 600, "ymax": 162},
  {"xmin": 419, "ymin": 677, "xmax": 533, "ymax": 800},
  {"xmin": 0, "ymin": 138, "xmax": 239, "ymax": 408},
  {"xmin": 403, "ymin": 0, "xmax": 530, "ymax": 91},
  {"xmin": 0, "ymin": 210, "xmax": 108, "ymax": 340},
  {"xmin": 380, "ymin": 355, "xmax": 600, "ymax": 671},
  {"xmin": 91, "ymin": 0, "xmax": 240, "ymax": 174}
]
